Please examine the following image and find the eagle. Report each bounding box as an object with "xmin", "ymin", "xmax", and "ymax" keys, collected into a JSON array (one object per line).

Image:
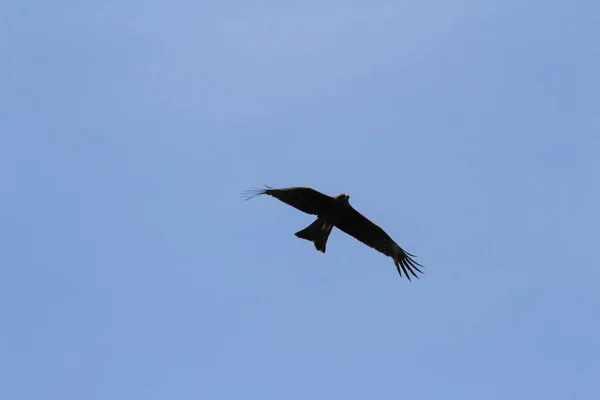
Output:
[{"xmin": 242, "ymin": 185, "xmax": 424, "ymax": 280}]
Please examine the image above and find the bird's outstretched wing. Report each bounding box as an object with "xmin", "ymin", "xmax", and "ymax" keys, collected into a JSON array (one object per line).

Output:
[
  {"xmin": 335, "ymin": 206, "xmax": 424, "ymax": 280},
  {"xmin": 241, "ymin": 186, "xmax": 334, "ymax": 216}
]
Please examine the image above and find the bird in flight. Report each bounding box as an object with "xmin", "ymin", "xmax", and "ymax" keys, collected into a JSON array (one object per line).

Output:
[{"xmin": 242, "ymin": 185, "xmax": 424, "ymax": 280}]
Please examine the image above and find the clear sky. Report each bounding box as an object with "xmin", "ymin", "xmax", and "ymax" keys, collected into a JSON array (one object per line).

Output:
[{"xmin": 2, "ymin": 1, "xmax": 599, "ymax": 399}]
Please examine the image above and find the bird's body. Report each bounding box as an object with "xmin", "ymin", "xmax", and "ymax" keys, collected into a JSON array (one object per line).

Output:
[
  {"xmin": 294, "ymin": 193, "xmax": 350, "ymax": 253},
  {"xmin": 242, "ymin": 186, "xmax": 424, "ymax": 280}
]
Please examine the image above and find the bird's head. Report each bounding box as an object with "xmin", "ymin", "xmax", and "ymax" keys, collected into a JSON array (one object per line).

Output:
[{"xmin": 335, "ymin": 193, "xmax": 350, "ymax": 203}]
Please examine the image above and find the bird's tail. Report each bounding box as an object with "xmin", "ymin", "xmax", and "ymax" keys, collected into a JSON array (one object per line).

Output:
[{"xmin": 295, "ymin": 217, "xmax": 333, "ymax": 253}]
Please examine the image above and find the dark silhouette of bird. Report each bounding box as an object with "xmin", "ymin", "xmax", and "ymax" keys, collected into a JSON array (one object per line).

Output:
[{"xmin": 242, "ymin": 185, "xmax": 424, "ymax": 280}]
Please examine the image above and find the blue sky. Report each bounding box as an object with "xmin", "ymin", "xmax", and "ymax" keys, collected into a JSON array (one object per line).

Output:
[{"xmin": 2, "ymin": 1, "xmax": 599, "ymax": 399}]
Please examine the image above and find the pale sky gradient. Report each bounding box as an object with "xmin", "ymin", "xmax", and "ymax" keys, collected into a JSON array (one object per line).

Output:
[{"xmin": 2, "ymin": 1, "xmax": 599, "ymax": 399}]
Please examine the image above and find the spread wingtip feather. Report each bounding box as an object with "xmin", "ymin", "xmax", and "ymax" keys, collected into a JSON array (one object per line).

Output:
[{"xmin": 241, "ymin": 185, "xmax": 273, "ymax": 201}]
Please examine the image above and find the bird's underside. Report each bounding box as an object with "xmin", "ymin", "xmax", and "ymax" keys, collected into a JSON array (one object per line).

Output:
[{"xmin": 242, "ymin": 185, "xmax": 424, "ymax": 280}]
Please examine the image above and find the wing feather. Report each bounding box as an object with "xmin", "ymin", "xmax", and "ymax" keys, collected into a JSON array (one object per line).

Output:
[
  {"xmin": 335, "ymin": 206, "xmax": 424, "ymax": 280},
  {"xmin": 241, "ymin": 186, "xmax": 334, "ymax": 216}
]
